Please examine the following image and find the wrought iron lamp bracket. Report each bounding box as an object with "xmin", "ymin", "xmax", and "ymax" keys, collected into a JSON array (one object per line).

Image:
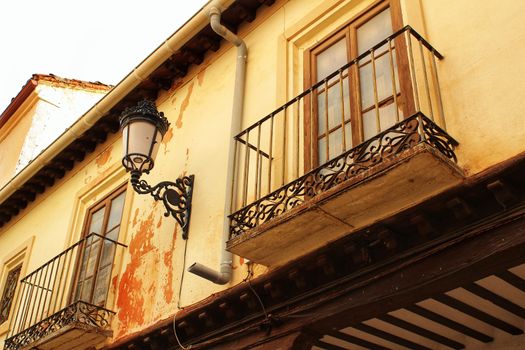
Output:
[{"xmin": 130, "ymin": 171, "xmax": 194, "ymax": 239}]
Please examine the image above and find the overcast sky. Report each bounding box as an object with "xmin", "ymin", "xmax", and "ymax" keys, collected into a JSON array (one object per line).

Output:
[{"xmin": 0, "ymin": 0, "xmax": 209, "ymax": 110}]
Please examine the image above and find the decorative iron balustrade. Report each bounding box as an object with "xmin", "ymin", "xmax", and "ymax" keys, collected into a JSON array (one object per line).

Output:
[
  {"xmin": 4, "ymin": 233, "xmax": 126, "ymax": 350},
  {"xmin": 3, "ymin": 301, "xmax": 114, "ymax": 350},
  {"xmin": 229, "ymin": 113, "xmax": 457, "ymax": 237},
  {"xmin": 229, "ymin": 26, "xmax": 457, "ymax": 238}
]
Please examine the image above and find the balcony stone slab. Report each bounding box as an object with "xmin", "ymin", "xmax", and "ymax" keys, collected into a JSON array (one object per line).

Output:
[{"xmin": 227, "ymin": 143, "xmax": 464, "ymax": 267}]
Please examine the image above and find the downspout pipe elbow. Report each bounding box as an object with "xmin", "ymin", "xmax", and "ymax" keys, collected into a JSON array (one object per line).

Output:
[
  {"xmin": 188, "ymin": 5, "xmax": 246, "ymax": 285},
  {"xmin": 188, "ymin": 261, "xmax": 232, "ymax": 285}
]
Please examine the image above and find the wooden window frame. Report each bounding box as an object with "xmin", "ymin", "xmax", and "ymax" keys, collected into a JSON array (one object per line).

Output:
[
  {"xmin": 71, "ymin": 184, "xmax": 127, "ymax": 307},
  {"xmin": 303, "ymin": 0, "xmax": 412, "ymax": 171}
]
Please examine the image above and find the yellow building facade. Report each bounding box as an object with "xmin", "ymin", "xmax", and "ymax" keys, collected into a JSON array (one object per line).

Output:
[{"xmin": 1, "ymin": 1, "xmax": 525, "ymax": 349}]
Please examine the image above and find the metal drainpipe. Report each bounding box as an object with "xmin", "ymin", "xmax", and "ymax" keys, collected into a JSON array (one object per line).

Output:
[{"xmin": 187, "ymin": 5, "xmax": 247, "ymax": 284}]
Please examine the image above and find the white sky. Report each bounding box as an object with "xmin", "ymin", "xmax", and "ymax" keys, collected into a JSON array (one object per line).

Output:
[{"xmin": 0, "ymin": 0, "xmax": 209, "ymax": 110}]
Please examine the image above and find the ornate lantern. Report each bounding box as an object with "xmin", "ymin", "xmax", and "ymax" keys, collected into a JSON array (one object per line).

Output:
[{"xmin": 120, "ymin": 100, "xmax": 194, "ymax": 239}]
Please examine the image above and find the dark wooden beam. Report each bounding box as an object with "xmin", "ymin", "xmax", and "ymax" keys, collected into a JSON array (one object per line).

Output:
[
  {"xmin": 497, "ymin": 271, "xmax": 525, "ymax": 292},
  {"xmin": 213, "ymin": 329, "xmax": 316, "ymax": 350},
  {"xmin": 446, "ymin": 197, "xmax": 472, "ymax": 220},
  {"xmin": 143, "ymin": 336, "xmax": 161, "ymax": 350},
  {"xmin": 288, "ymin": 269, "xmax": 308, "ymax": 290},
  {"xmin": 167, "ymin": 59, "xmax": 188, "ymax": 77},
  {"xmin": 464, "ymin": 282, "xmax": 525, "ymax": 319},
  {"xmin": 309, "ymin": 204, "xmax": 525, "ymax": 334},
  {"xmin": 327, "ymin": 331, "xmax": 389, "ymax": 350},
  {"xmin": 405, "ymin": 304, "xmax": 493, "ymax": 343},
  {"xmin": 353, "ymin": 323, "xmax": 430, "ymax": 350},
  {"xmin": 151, "ymin": 77, "xmax": 173, "ymax": 91},
  {"xmin": 487, "ymin": 180, "xmax": 518, "ymax": 209},
  {"xmin": 314, "ymin": 340, "xmax": 347, "ymax": 350},
  {"xmin": 62, "ymin": 148, "xmax": 86, "ymax": 162},
  {"xmin": 181, "ymin": 49, "xmax": 204, "ymax": 65},
  {"xmin": 433, "ymin": 294, "xmax": 523, "ymax": 335},
  {"xmin": 54, "ymin": 158, "xmax": 74, "ymax": 171},
  {"xmin": 378, "ymin": 314, "xmax": 464, "ymax": 349},
  {"xmin": 42, "ymin": 166, "xmax": 65, "ymax": 179},
  {"xmin": 24, "ymin": 182, "xmax": 45, "ymax": 194},
  {"xmin": 33, "ymin": 174, "xmax": 54, "ymax": 187},
  {"xmin": 99, "ymin": 117, "xmax": 121, "ymax": 134},
  {"xmin": 12, "ymin": 190, "xmax": 36, "ymax": 202}
]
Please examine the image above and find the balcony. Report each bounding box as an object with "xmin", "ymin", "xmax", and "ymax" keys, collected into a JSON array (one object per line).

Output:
[
  {"xmin": 227, "ymin": 26, "xmax": 463, "ymax": 267},
  {"xmin": 4, "ymin": 233, "xmax": 126, "ymax": 350}
]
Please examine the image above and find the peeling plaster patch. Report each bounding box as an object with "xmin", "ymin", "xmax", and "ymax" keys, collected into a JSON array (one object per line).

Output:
[
  {"xmin": 116, "ymin": 211, "xmax": 156, "ymax": 337},
  {"xmin": 197, "ymin": 69, "xmax": 206, "ymax": 86},
  {"xmin": 163, "ymin": 250, "xmax": 174, "ymax": 304},
  {"xmin": 163, "ymin": 226, "xmax": 177, "ymax": 304},
  {"xmin": 129, "ymin": 212, "xmax": 155, "ymax": 258},
  {"xmin": 161, "ymin": 127, "xmax": 173, "ymax": 155},
  {"xmin": 116, "ymin": 261, "xmax": 145, "ymax": 336},
  {"xmin": 112, "ymin": 275, "xmax": 118, "ymax": 290},
  {"xmin": 175, "ymin": 81, "xmax": 194, "ymax": 129},
  {"xmin": 95, "ymin": 145, "xmax": 113, "ymax": 167},
  {"xmin": 132, "ymin": 208, "xmax": 140, "ymax": 228}
]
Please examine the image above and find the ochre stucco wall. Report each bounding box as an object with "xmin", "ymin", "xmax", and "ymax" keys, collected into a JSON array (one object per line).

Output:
[
  {"xmin": 1, "ymin": 0, "xmax": 525, "ymax": 347},
  {"xmin": 410, "ymin": 0, "xmax": 525, "ymax": 174}
]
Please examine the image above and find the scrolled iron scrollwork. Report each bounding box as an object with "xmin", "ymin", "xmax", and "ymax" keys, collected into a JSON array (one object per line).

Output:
[
  {"xmin": 420, "ymin": 116, "xmax": 458, "ymax": 162},
  {"xmin": 229, "ymin": 113, "xmax": 458, "ymax": 238},
  {"xmin": 4, "ymin": 301, "xmax": 115, "ymax": 350},
  {"xmin": 131, "ymin": 171, "xmax": 194, "ymax": 239}
]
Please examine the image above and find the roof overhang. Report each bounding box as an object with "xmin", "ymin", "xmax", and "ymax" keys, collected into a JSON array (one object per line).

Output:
[
  {"xmin": 104, "ymin": 151, "xmax": 525, "ymax": 349},
  {"xmin": 0, "ymin": 0, "xmax": 276, "ymax": 228}
]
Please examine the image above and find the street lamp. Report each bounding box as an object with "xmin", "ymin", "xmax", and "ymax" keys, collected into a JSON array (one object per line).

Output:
[{"xmin": 119, "ymin": 100, "xmax": 194, "ymax": 239}]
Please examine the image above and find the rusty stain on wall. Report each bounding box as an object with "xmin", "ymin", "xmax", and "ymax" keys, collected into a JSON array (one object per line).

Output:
[
  {"xmin": 95, "ymin": 145, "xmax": 113, "ymax": 167},
  {"xmin": 163, "ymin": 225, "xmax": 177, "ymax": 304},
  {"xmin": 175, "ymin": 81, "xmax": 194, "ymax": 129},
  {"xmin": 161, "ymin": 127, "xmax": 173, "ymax": 155},
  {"xmin": 163, "ymin": 250, "xmax": 174, "ymax": 304},
  {"xmin": 116, "ymin": 212, "xmax": 156, "ymax": 336},
  {"xmin": 132, "ymin": 208, "xmax": 139, "ymax": 228}
]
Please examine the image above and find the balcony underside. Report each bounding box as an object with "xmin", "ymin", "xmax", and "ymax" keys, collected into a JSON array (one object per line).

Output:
[
  {"xmin": 4, "ymin": 301, "xmax": 113, "ymax": 350},
  {"xmin": 228, "ymin": 117, "xmax": 463, "ymax": 266}
]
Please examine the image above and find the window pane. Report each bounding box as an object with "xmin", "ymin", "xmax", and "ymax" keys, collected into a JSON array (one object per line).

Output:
[
  {"xmin": 93, "ymin": 266, "xmax": 112, "ymax": 306},
  {"xmin": 88, "ymin": 207, "xmax": 105, "ymax": 235},
  {"xmin": 359, "ymin": 49, "xmax": 399, "ymax": 109},
  {"xmin": 105, "ymin": 226, "xmax": 120, "ymax": 242},
  {"xmin": 357, "ymin": 8, "xmax": 392, "ymax": 55},
  {"xmin": 84, "ymin": 240, "xmax": 101, "ymax": 278},
  {"xmin": 317, "ymin": 77, "xmax": 350, "ymax": 136},
  {"xmin": 362, "ymin": 102, "xmax": 401, "ymax": 140},
  {"xmin": 99, "ymin": 239, "xmax": 117, "ymax": 269},
  {"xmin": 317, "ymin": 123, "xmax": 352, "ymax": 165},
  {"xmin": 0, "ymin": 265, "xmax": 22, "ymax": 324},
  {"xmin": 316, "ymin": 37, "xmax": 348, "ymax": 83},
  {"xmin": 80, "ymin": 277, "xmax": 93, "ymax": 302},
  {"xmin": 107, "ymin": 191, "xmax": 126, "ymax": 231}
]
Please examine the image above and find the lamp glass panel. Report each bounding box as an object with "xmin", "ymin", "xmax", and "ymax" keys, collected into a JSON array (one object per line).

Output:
[
  {"xmin": 126, "ymin": 120, "xmax": 158, "ymax": 162},
  {"xmin": 150, "ymin": 129, "xmax": 162, "ymax": 164}
]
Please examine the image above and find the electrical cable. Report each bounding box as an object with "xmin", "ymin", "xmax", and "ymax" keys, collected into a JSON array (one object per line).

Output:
[
  {"xmin": 172, "ymin": 236, "xmax": 192, "ymax": 349},
  {"xmin": 244, "ymin": 263, "xmax": 269, "ymax": 323}
]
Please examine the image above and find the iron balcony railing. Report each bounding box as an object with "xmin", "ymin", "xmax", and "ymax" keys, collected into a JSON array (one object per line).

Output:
[
  {"xmin": 229, "ymin": 26, "xmax": 458, "ymax": 238},
  {"xmin": 4, "ymin": 233, "xmax": 126, "ymax": 350}
]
